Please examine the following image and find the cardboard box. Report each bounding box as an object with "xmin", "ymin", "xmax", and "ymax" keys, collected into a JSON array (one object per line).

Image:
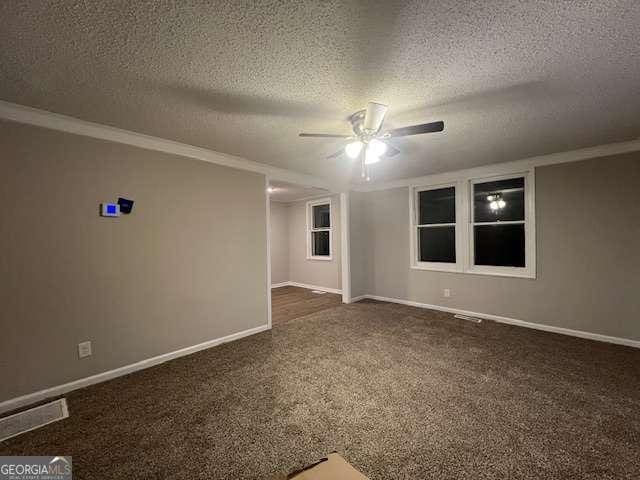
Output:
[{"xmin": 274, "ymin": 453, "xmax": 369, "ymax": 479}]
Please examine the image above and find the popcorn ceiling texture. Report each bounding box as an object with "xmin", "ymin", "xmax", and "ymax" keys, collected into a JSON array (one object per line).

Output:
[{"xmin": 1, "ymin": 1, "xmax": 639, "ymax": 182}]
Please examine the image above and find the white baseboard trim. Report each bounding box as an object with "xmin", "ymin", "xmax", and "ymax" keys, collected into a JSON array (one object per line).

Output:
[
  {"xmin": 270, "ymin": 281, "xmax": 342, "ymax": 295},
  {"xmin": 288, "ymin": 282, "xmax": 342, "ymax": 294},
  {"xmin": 349, "ymin": 295, "xmax": 368, "ymax": 303},
  {"xmin": 0, "ymin": 323, "xmax": 271, "ymax": 415},
  {"xmin": 355, "ymin": 295, "xmax": 640, "ymax": 349}
]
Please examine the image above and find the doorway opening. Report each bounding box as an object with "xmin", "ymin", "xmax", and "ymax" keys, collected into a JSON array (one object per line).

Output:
[{"xmin": 266, "ymin": 179, "xmax": 349, "ymax": 327}]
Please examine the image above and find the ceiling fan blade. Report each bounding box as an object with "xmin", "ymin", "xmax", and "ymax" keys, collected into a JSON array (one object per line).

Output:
[
  {"xmin": 363, "ymin": 102, "xmax": 388, "ymax": 132},
  {"xmin": 326, "ymin": 149, "xmax": 344, "ymax": 160},
  {"xmin": 299, "ymin": 133, "xmax": 351, "ymax": 138},
  {"xmin": 387, "ymin": 121, "xmax": 444, "ymax": 137},
  {"xmin": 385, "ymin": 143, "xmax": 401, "ymax": 157}
]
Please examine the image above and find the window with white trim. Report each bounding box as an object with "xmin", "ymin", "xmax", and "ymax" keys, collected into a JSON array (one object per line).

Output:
[
  {"xmin": 307, "ymin": 199, "xmax": 332, "ymax": 260},
  {"xmin": 413, "ymin": 185, "xmax": 459, "ymax": 271},
  {"xmin": 471, "ymin": 176, "xmax": 525, "ymax": 268},
  {"xmin": 410, "ymin": 170, "xmax": 535, "ymax": 278}
]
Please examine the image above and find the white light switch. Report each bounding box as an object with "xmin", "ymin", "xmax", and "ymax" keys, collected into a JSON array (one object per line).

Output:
[
  {"xmin": 78, "ymin": 341, "xmax": 92, "ymax": 358},
  {"xmin": 443, "ymin": 289, "xmax": 451, "ymax": 298}
]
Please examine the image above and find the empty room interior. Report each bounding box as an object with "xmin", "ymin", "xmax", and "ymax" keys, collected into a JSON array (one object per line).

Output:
[{"xmin": 1, "ymin": 2, "xmax": 639, "ymax": 479}]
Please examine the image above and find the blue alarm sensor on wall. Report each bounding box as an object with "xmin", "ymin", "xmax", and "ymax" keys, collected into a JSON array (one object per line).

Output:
[{"xmin": 101, "ymin": 203, "xmax": 120, "ymax": 217}]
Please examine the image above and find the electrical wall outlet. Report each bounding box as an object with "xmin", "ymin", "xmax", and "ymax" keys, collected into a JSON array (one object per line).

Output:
[
  {"xmin": 78, "ymin": 341, "xmax": 92, "ymax": 358},
  {"xmin": 443, "ymin": 289, "xmax": 451, "ymax": 298}
]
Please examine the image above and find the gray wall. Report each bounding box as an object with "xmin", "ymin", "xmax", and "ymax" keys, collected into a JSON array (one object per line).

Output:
[
  {"xmin": 1, "ymin": 121, "xmax": 268, "ymax": 402},
  {"xmin": 351, "ymin": 153, "xmax": 640, "ymax": 341},
  {"xmin": 286, "ymin": 195, "xmax": 342, "ymax": 290},
  {"xmin": 269, "ymin": 201, "xmax": 290, "ymax": 285}
]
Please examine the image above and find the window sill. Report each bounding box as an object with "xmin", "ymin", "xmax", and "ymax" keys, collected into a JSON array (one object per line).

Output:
[
  {"xmin": 410, "ymin": 264, "xmax": 536, "ymax": 279},
  {"xmin": 307, "ymin": 256, "xmax": 333, "ymax": 261},
  {"xmin": 411, "ymin": 263, "xmax": 460, "ymax": 273},
  {"xmin": 465, "ymin": 267, "xmax": 536, "ymax": 279}
]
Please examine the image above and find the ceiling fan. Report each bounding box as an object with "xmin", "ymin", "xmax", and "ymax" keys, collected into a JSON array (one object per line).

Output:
[{"xmin": 299, "ymin": 102, "xmax": 444, "ymax": 180}]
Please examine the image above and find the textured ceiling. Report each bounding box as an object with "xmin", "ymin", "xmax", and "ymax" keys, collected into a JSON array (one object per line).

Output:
[{"xmin": 1, "ymin": 1, "xmax": 639, "ymax": 184}]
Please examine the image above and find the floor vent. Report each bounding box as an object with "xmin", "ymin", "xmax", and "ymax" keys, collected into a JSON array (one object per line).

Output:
[
  {"xmin": 0, "ymin": 398, "xmax": 69, "ymax": 442},
  {"xmin": 454, "ymin": 314, "xmax": 483, "ymax": 324},
  {"xmin": 311, "ymin": 290, "xmax": 327, "ymax": 295}
]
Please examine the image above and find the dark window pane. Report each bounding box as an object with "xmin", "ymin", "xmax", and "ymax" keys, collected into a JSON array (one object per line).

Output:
[
  {"xmin": 312, "ymin": 231, "xmax": 330, "ymax": 256},
  {"xmin": 419, "ymin": 226, "xmax": 456, "ymax": 263},
  {"xmin": 474, "ymin": 224, "xmax": 525, "ymax": 267},
  {"xmin": 312, "ymin": 204, "xmax": 330, "ymax": 228},
  {"xmin": 474, "ymin": 177, "xmax": 524, "ymax": 223},
  {"xmin": 418, "ymin": 187, "xmax": 455, "ymax": 225}
]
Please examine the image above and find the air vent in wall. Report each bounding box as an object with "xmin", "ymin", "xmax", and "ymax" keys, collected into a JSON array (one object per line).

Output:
[{"xmin": 0, "ymin": 398, "xmax": 69, "ymax": 442}]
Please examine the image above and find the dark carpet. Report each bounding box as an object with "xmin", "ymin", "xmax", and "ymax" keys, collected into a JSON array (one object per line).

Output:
[{"xmin": 2, "ymin": 300, "xmax": 639, "ymax": 479}]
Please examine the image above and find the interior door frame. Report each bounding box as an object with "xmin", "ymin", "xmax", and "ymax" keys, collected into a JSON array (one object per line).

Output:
[
  {"xmin": 340, "ymin": 192, "xmax": 351, "ymax": 303},
  {"xmin": 265, "ymin": 175, "xmax": 272, "ymax": 329},
  {"xmin": 265, "ymin": 179, "xmax": 352, "ymax": 330}
]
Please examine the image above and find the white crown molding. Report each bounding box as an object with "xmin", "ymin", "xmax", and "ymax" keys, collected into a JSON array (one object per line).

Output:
[
  {"xmin": 0, "ymin": 100, "xmax": 339, "ymax": 191},
  {"xmin": 352, "ymin": 139, "xmax": 640, "ymax": 192},
  {"xmin": 269, "ymin": 192, "xmax": 335, "ymax": 205}
]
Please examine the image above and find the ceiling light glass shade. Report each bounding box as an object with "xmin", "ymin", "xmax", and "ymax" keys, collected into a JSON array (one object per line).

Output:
[
  {"xmin": 489, "ymin": 201, "xmax": 499, "ymax": 211},
  {"xmin": 345, "ymin": 141, "xmax": 363, "ymax": 159},
  {"xmin": 497, "ymin": 199, "xmax": 506, "ymax": 208},
  {"xmin": 368, "ymin": 138, "xmax": 388, "ymax": 157},
  {"xmin": 364, "ymin": 148, "xmax": 381, "ymax": 165}
]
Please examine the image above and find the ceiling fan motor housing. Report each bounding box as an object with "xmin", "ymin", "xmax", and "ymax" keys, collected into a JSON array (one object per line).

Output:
[{"xmin": 349, "ymin": 102, "xmax": 388, "ymax": 139}]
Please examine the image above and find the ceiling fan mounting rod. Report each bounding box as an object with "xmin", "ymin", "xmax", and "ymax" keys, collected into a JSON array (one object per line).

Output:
[{"xmin": 349, "ymin": 109, "xmax": 380, "ymax": 139}]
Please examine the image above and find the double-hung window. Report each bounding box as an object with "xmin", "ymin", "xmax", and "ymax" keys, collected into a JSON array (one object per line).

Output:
[
  {"xmin": 413, "ymin": 185, "xmax": 458, "ymax": 271},
  {"xmin": 411, "ymin": 169, "xmax": 535, "ymax": 278},
  {"xmin": 470, "ymin": 175, "xmax": 526, "ymax": 270},
  {"xmin": 307, "ymin": 198, "xmax": 332, "ymax": 260}
]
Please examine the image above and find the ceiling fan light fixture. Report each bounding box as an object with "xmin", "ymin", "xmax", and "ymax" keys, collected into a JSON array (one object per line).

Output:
[
  {"xmin": 345, "ymin": 141, "xmax": 363, "ymax": 159},
  {"xmin": 300, "ymin": 101, "xmax": 444, "ymax": 181},
  {"xmin": 368, "ymin": 138, "xmax": 388, "ymax": 157},
  {"xmin": 364, "ymin": 148, "xmax": 381, "ymax": 165}
]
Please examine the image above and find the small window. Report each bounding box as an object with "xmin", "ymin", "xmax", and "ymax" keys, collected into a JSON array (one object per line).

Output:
[
  {"xmin": 472, "ymin": 177, "xmax": 526, "ymax": 268},
  {"xmin": 307, "ymin": 199, "xmax": 332, "ymax": 260},
  {"xmin": 413, "ymin": 186, "xmax": 458, "ymax": 268}
]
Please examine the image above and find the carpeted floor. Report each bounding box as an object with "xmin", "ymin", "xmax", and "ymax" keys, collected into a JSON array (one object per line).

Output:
[{"xmin": 2, "ymin": 300, "xmax": 639, "ymax": 479}]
